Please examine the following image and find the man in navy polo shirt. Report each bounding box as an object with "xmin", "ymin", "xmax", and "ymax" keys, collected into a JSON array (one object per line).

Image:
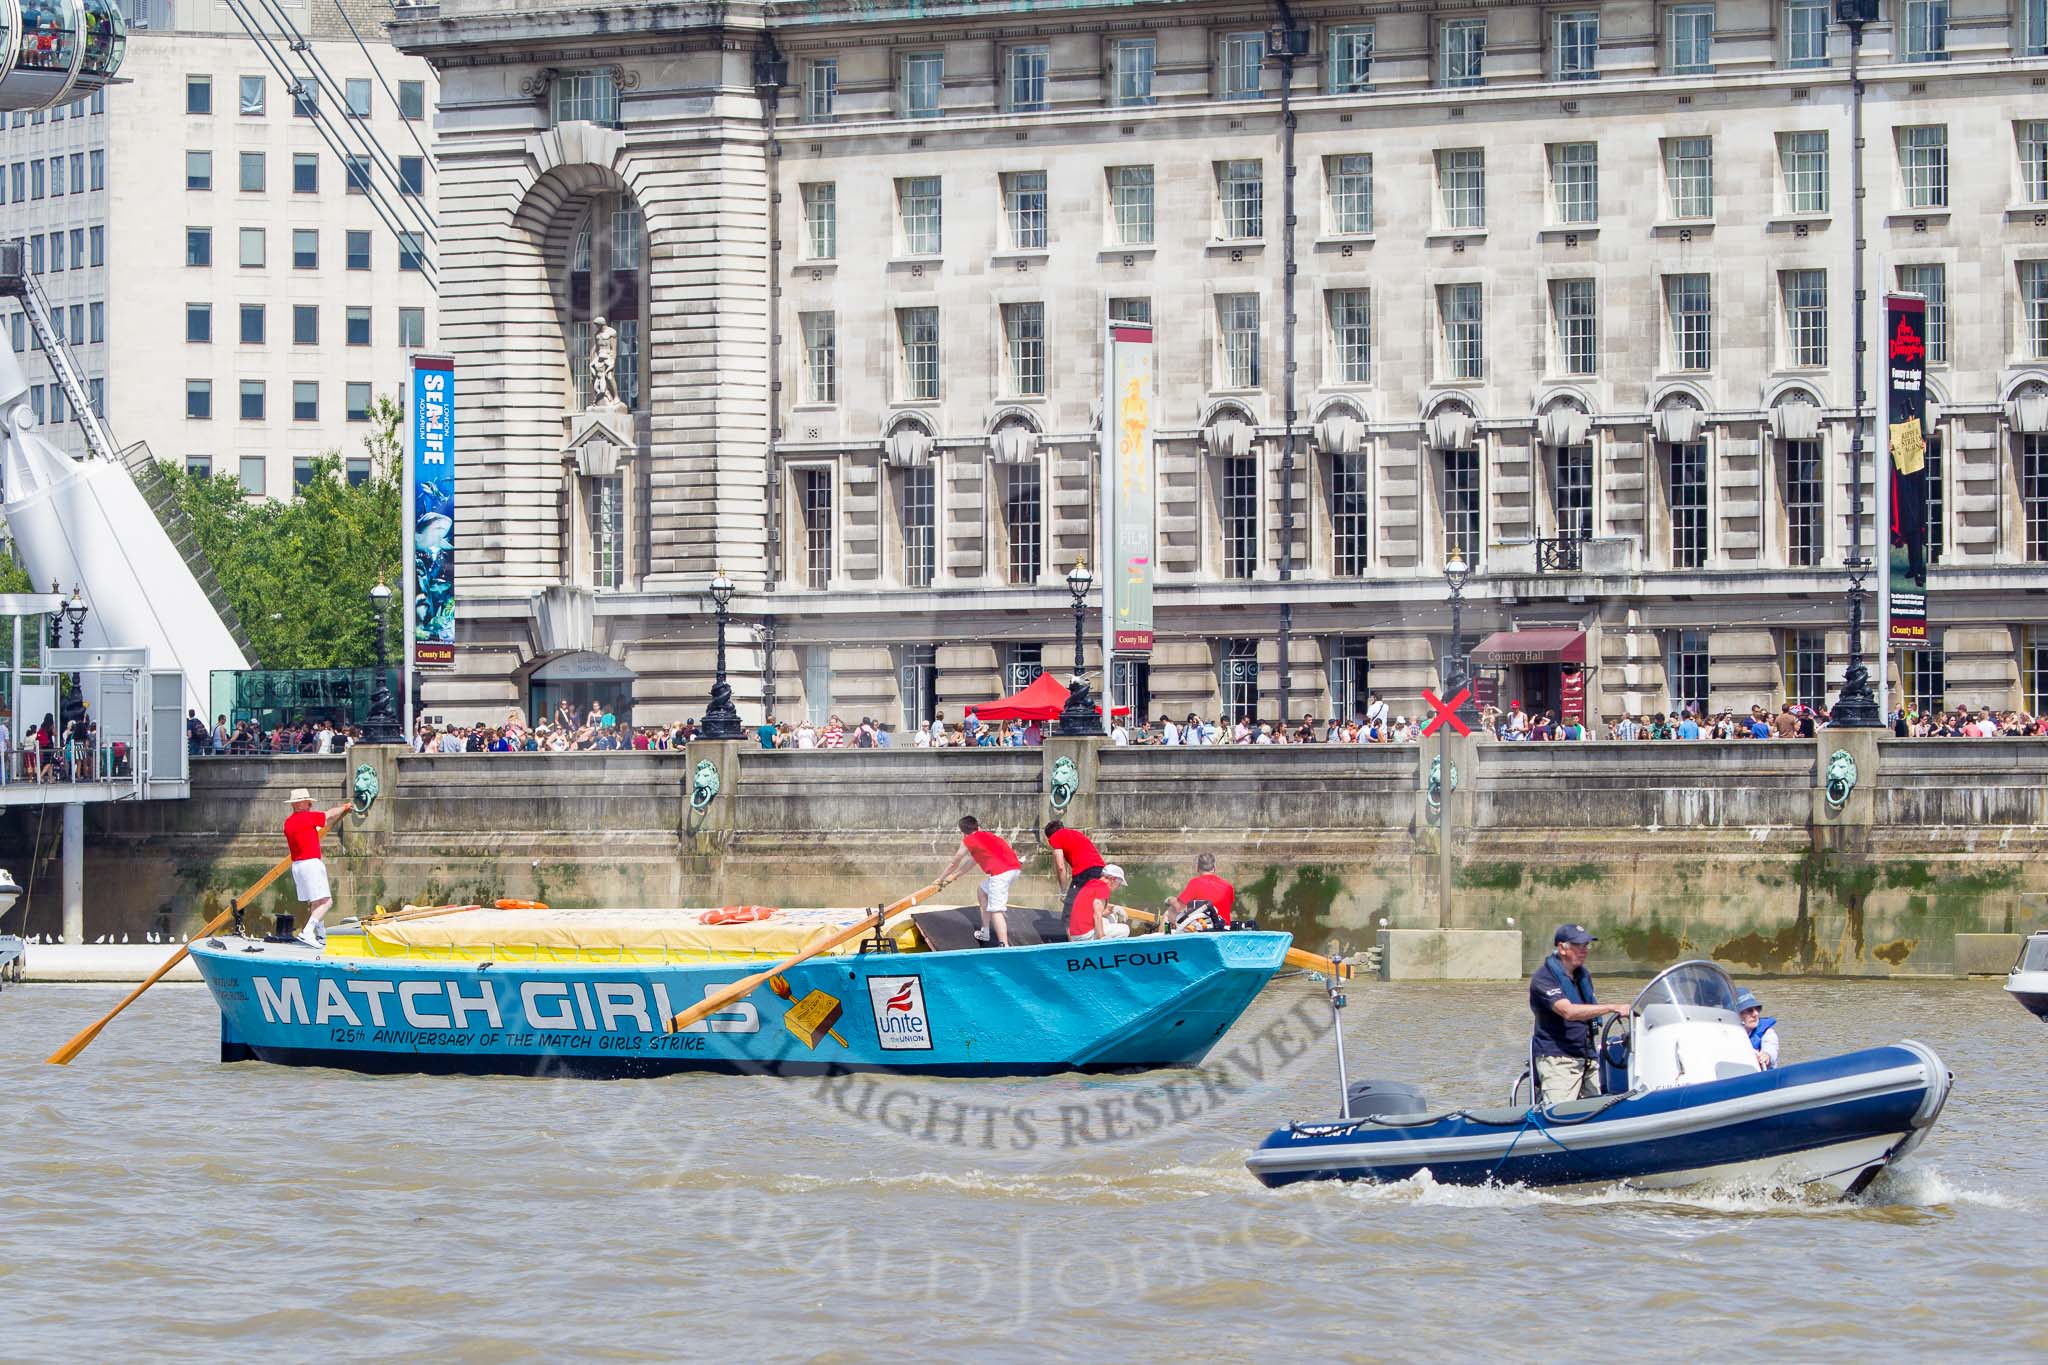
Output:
[{"xmin": 1529, "ymin": 923, "xmax": 1624, "ymax": 1105}]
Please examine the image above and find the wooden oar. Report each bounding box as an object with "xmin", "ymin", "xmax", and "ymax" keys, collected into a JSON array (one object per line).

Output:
[
  {"xmin": 1114, "ymin": 904, "xmax": 1351, "ymax": 978},
  {"xmin": 665, "ymin": 882, "xmax": 944, "ymax": 1034},
  {"xmin": 45, "ymin": 855, "xmax": 293, "ymax": 1065}
]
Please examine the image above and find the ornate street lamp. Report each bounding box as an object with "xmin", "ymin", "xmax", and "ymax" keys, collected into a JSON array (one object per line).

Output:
[
  {"xmin": 699, "ymin": 569, "xmax": 746, "ymax": 740},
  {"xmin": 1438, "ymin": 549, "xmax": 1473, "ymax": 930},
  {"xmin": 60, "ymin": 586, "xmax": 87, "ymax": 648},
  {"xmin": 1442, "ymin": 550, "xmax": 1472, "ymax": 712},
  {"xmin": 362, "ymin": 582, "xmax": 404, "ymax": 744},
  {"xmin": 1054, "ymin": 558, "xmax": 1101, "ymax": 737}
]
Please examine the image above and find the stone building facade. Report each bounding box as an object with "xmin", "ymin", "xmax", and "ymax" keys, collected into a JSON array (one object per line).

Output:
[{"xmin": 395, "ymin": 0, "xmax": 2048, "ymax": 728}]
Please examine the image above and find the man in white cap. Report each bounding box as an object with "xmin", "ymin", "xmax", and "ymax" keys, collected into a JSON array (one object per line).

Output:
[
  {"xmin": 284, "ymin": 787, "xmax": 351, "ymax": 948},
  {"xmin": 1068, "ymin": 863, "xmax": 1131, "ymax": 942}
]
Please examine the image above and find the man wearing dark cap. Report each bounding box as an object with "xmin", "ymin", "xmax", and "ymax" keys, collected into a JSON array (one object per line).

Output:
[{"xmin": 1529, "ymin": 923, "xmax": 1624, "ymax": 1105}]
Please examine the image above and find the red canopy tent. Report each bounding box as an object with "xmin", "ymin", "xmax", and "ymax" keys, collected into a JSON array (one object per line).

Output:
[{"xmin": 970, "ymin": 672, "xmax": 1130, "ymax": 720}]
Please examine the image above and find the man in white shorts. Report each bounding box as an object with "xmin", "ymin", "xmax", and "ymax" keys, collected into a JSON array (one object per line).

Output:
[
  {"xmin": 936, "ymin": 815, "xmax": 1023, "ymax": 946},
  {"xmin": 284, "ymin": 787, "xmax": 351, "ymax": 948}
]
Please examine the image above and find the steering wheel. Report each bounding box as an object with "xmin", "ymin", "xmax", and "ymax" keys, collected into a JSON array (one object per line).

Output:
[{"xmin": 1597, "ymin": 1010, "xmax": 1633, "ymax": 1069}]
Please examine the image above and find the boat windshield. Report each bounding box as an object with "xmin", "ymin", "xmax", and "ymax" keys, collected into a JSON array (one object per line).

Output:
[
  {"xmin": 1631, "ymin": 960, "xmax": 1741, "ymax": 1022},
  {"xmin": 2020, "ymin": 934, "xmax": 2048, "ymax": 974}
]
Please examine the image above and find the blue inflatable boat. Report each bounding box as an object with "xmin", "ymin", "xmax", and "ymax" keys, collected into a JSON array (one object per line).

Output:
[{"xmin": 1248, "ymin": 961, "xmax": 1950, "ymax": 1197}]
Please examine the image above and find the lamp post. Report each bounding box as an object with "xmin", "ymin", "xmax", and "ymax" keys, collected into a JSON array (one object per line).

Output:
[
  {"xmin": 1055, "ymin": 558, "xmax": 1101, "ymax": 736},
  {"xmin": 363, "ymin": 583, "xmax": 404, "ymax": 744},
  {"xmin": 1830, "ymin": 0, "xmax": 1883, "ymax": 728},
  {"xmin": 1265, "ymin": 14, "xmax": 1309, "ymax": 725},
  {"xmin": 58, "ymin": 585, "xmax": 87, "ymax": 648},
  {"xmin": 1438, "ymin": 550, "xmax": 1471, "ymax": 929},
  {"xmin": 700, "ymin": 570, "xmax": 746, "ymax": 740}
]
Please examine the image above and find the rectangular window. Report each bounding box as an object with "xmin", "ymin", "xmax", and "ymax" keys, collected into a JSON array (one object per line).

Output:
[
  {"xmin": 89, "ymin": 226, "xmax": 102, "ymax": 267},
  {"xmin": 346, "ymin": 382, "xmax": 372, "ymax": 421},
  {"xmin": 900, "ymin": 465, "xmax": 935, "ymax": 588},
  {"xmin": 1217, "ymin": 293, "xmax": 1260, "ymax": 388},
  {"xmin": 1004, "ymin": 44, "xmax": 1049, "ymax": 113},
  {"xmin": 68, "ymin": 153, "xmax": 81, "ymax": 194},
  {"xmin": 900, "ymin": 51, "xmax": 943, "ymax": 118},
  {"xmin": 1002, "ymin": 643, "xmax": 1044, "ymax": 694},
  {"xmin": 293, "ymin": 381, "xmax": 318, "ymax": 420},
  {"xmin": 1113, "ymin": 38, "xmax": 1157, "ymax": 106},
  {"xmin": 293, "ymin": 228, "xmax": 318, "ymax": 270},
  {"xmin": 1667, "ymin": 273, "xmax": 1713, "ymax": 370},
  {"xmin": 1901, "ymin": 0, "xmax": 1948, "ymax": 61},
  {"xmin": 346, "ymin": 458, "xmax": 370, "ymax": 487},
  {"xmin": 1003, "ymin": 171, "xmax": 1047, "ymax": 250},
  {"xmin": 238, "ymin": 227, "xmax": 264, "ymax": 268},
  {"xmin": 1783, "ymin": 438, "xmax": 1824, "ymax": 566},
  {"xmin": 1329, "ymin": 25, "xmax": 1374, "ymax": 93},
  {"xmin": 30, "ymin": 160, "xmax": 43, "ymax": 199},
  {"xmin": 239, "ymin": 380, "xmax": 264, "ymax": 421},
  {"xmin": 292, "ymin": 304, "xmax": 317, "ymax": 346},
  {"xmin": 1782, "ymin": 269, "xmax": 1828, "ymax": 366},
  {"xmin": 240, "ymin": 303, "xmax": 264, "ymax": 345},
  {"xmin": 399, "ymin": 233, "xmax": 426, "ymax": 272},
  {"xmin": 1109, "ymin": 298, "xmax": 1152, "ymax": 326},
  {"xmin": 1552, "ymin": 10, "xmax": 1600, "ymax": 80},
  {"xmin": 89, "ymin": 148, "xmax": 102, "ymax": 190},
  {"xmin": 291, "ymin": 457, "xmax": 314, "ymax": 491},
  {"xmin": 1004, "ymin": 462, "xmax": 1043, "ymax": 584},
  {"xmin": 186, "ymin": 455, "xmax": 212, "ymax": 478},
  {"xmin": 1220, "ymin": 639, "xmax": 1261, "ymax": 722},
  {"xmin": 47, "ymin": 155, "xmax": 61, "ymax": 197},
  {"xmin": 1441, "ymin": 18, "xmax": 1487, "ymax": 87},
  {"xmin": 399, "ymin": 308, "xmax": 426, "ymax": 348},
  {"xmin": 1554, "ymin": 443, "xmax": 1595, "ymax": 541},
  {"xmin": 1898, "ymin": 263, "xmax": 1948, "ymax": 365},
  {"xmin": 1543, "ymin": 142, "xmax": 1598, "ymax": 226},
  {"xmin": 1900, "ymin": 646, "xmax": 1944, "ymax": 716},
  {"xmin": 1003, "ymin": 301, "xmax": 1045, "ymax": 397},
  {"xmin": 1668, "ymin": 4, "xmax": 1715, "ymax": 73},
  {"xmin": 802, "ymin": 647, "xmax": 832, "ymax": 724},
  {"xmin": 2021, "ymin": 121, "xmax": 2048, "ymax": 205},
  {"xmin": 346, "ymin": 231, "xmax": 371, "ymax": 271},
  {"xmin": 550, "ymin": 69, "xmax": 619, "ymax": 126},
  {"xmin": 2031, "ymin": 631, "xmax": 2048, "ymax": 714},
  {"xmin": 589, "ymin": 475, "xmax": 624, "ymax": 590},
  {"xmin": 1553, "ymin": 278, "xmax": 1598, "ymax": 376},
  {"xmin": 399, "ymin": 157, "xmax": 425, "ymax": 196},
  {"xmin": 240, "ymin": 74, "xmax": 265, "ymax": 116},
  {"xmin": 346, "ymin": 155, "xmax": 371, "ymax": 194},
  {"xmin": 185, "ymin": 379, "xmax": 211, "ymax": 419},
  {"xmin": 399, "ymin": 79, "xmax": 426, "ymax": 121},
  {"xmin": 901, "ymin": 646, "xmax": 940, "ymax": 730},
  {"xmin": 897, "ymin": 176, "xmax": 941, "ymax": 255},
  {"xmin": 1326, "ymin": 640, "xmax": 1369, "ymax": 723},
  {"xmin": 1221, "ymin": 454, "xmax": 1258, "ymax": 578},
  {"xmin": 803, "ymin": 58, "xmax": 836, "ymax": 123},
  {"xmin": 1327, "ymin": 289, "xmax": 1373, "ymax": 385},
  {"xmin": 2024, "ymin": 0, "xmax": 2048, "ymax": 55},
  {"xmin": 1331, "ymin": 455, "xmax": 1370, "ymax": 576},
  {"xmin": 10, "ymin": 165, "xmax": 21, "ymax": 201},
  {"xmin": 292, "ymin": 152, "xmax": 317, "ymax": 194},
  {"xmin": 89, "ymin": 301, "xmax": 102, "ymax": 342},
  {"xmin": 1109, "ymin": 165, "xmax": 1155, "ymax": 246},
  {"xmin": 1898, "ymin": 125, "xmax": 1949, "ymax": 209},
  {"xmin": 238, "ymin": 456, "xmax": 265, "ymax": 494},
  {"xmin": 186, "ymin": 227, "xmax": 211, "ymax": 267},
  {"xmin": 797, "ymin": 467, "xmax": 833, "ymax": 589},
  {"xmin": 185, "ymin": 150, "xmax": 210, "ymax": 191},
  {"xmin": 1326, "ymin": 154, "xmax": 1373, "ymax": 234},
  {"xmin": 1437, "ymin": 148, "xmax": 1485, "ymax": 230},
  {"xmin": 1780, "ymin": 131, "xmax": 1830, "ymax": 213},
  {"xmin": 1443, "ymin": 447, "xmax": 1480, "ymax": 564},
  {"xmin": 1440, "ymin": 283, "xmax": 1484, "ymax": 380},
  {"xmin": 1218, "ymin": 159, "xmax": 1264, "ymax": 239},
  {"xmin": 2025, "ymin": 435, "xmax": 2048, "ymax": 559},
  {"xmin": 2024, "ymin": 261, "xmax": 2048, "ymax": 360},
  {"xmin": 293, "ymin": 78, "xmax": 319, "ymax": 118},
  {"xmin": 186, "ymin": 303, "xmax": 211, "ymax": 343},
  {"xmin": 1219, "ymin": 32, "xmax": 1264, "ymax": 99},
  {"xmin": 1785, "ymin": 0, "xmax": 1829, "ymax": 67},
  {"xmin": 346, "ymin": 77, "xmax": 372, "ymax": 118},
  {"xmin": 1925, "ymin": 429, "xmax": 1945, "ymax": 563},
  {"xmin": 898, "ymin": 307, "xmax": 940, "ymax": 400},
  {"xmin": 801, "ymin": 311, "xmax": 836, "ymax": 403},
  {"xmin": 801, "ymin": 182, "xmax": 836, "ymax": 260},
  {"xmin": 1668, "ymin": 630, "xmax": 1710, "ymax": 715},
  {"xmin": 186, "ymin": 74, "xmax": 212, "ymax": 115},
  {"xmin": 1669, "ymin": 440, "xmax": 1709, "ymax": 568},
  {"xmin": 1665, "ymin": 136, "xmax": 1714, "ymax": 218},
  {"xmin": 28, "ymin": 236, "xmax": 40, "ymax": 272}
]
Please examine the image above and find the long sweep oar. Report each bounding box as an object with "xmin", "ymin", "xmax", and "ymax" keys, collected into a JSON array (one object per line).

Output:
[
  {"xmin": 665, "ymin": 882, "xmax": 944, "ymax": 1034},
  {"xmin": 46, "ymin": 855, "xmax": 294, "ymax": 1065},
  {"xmin": 1114, "ymin": 904, "xmax": 1351, "ymax": 978}
]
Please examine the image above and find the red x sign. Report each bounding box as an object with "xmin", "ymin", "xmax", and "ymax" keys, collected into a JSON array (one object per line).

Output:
[{"xmin": 1422, "ymin": 687, "xmax": 1471, "ymax": 737}]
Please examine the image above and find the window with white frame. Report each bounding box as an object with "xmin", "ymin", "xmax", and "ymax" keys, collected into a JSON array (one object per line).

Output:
[
  {"xmin": 1783, "ymin": 438, "xmax": 1824, "ymax": 567},
  {"xmin": 1785, "ymin": 631, "xmax": 1827, "ymax": 707},
  {"xmin": 1217, "ymin": 294, "xmax": 1261, "ymax": 388},
  {"xmin": 1004, "ymin": 171, "xmax": 1047, "ymax": 250},
  {"xmin": 1669, "ymin": 440, "xmax": 1709, "ymax": 567},
  {"xmin": 550, "ymin": 68, "xmax": 619, "ymax": 126},
  {"xmin": 1329, "ymin": 24, "xmax": 1374, "ymax": 93},
  {"xmin": 1005, "ymin": 45, "xmax": 1049, "ymax": 112},
  {"xmin": 1326, "ymin": 154, "xmax": 1373, "ymax": 234},
  {"xmin": 1110, "ymin": 166, "xmax": 1155, "ymax": 245},
  {"xmin": 1784, "ymin": 0, "xmax": 1829, "ymax": 67},
  {"xmin": 1443, "ymin": 447, "xmax": 1480, "ymax": 563},
  {"xmin": 1220, "ymin": 638, "xmax": 1261, "ymax": 720},
  {"xmin": 1782, "ymin": 270, "xmax": 1828, "ymax": 366},
  {"xmin": 1437, "ymin": 148, "xmax": 1485, "ymax": 230},
  {"xmin": 1219, "ymin": 32, "xmax": 1263, "ymax": 99},
  {"xmin": 803, "ymin": 59, "xmax": 836, "ymax": 122},
  {"xmin": 1552, "ymin": 10, "xmax": 1600, "ymax": 80},
  {"xmin": 801, "ymin": 182, "xmax": 836, "ymax": 259},
  {"xmin": 900, "ymin": 645, "xmax": 938, "ymax": 728},
  {"xmin": 900, "ymin": 51, "xmax": 943, "ymax": 117},
  {"xmin": 1899, "ymin": 126, "xmax": 1949, "ymax": 209},
  {"xmin": 1554, "ymin": 443, "xmax": 1594, "ymax": 539},
  {"xmin": 1665, "ymin": 137, "xmax": 1714, "ymax": 219},
  {"xmin": 1667, "ymin": 273, "xmax": 1713, "ymax": 370},
  {"xmin": 1780, "ymin": 131, "xmax": 1830, "ymax": 214},
  {"xmin": 1114, "ymin": 38, "xmax": 1156, "ymax": 106},
  {"xmin": 2022, "ymin": 260, "xmax": 2048, "ymax": 359},
  {"xmin": 897, "ymin": 176, "xmax": 941, "ymax": 255},
  {"xmin": 1328, "ymin": 638, "xmax": 1371, "ymax": 719},
  {"xmin": 1330, "ymin": 456, "xmax": 1370, "ymax": 576},
  {"xmin": 1668, "ymin": 4, "xmax": 1715, "ymax": 73},
  {"xmin": 1110, "ymin": 297, "xmax": 1153, "ymax": 326},
  {"xmin": 1440, "ymin": 283, "xmax": 1484, "ymax": 380},
  {"xmin": 1003, "ymin": 302, "xmax": 1046, "ymax": 397},
  {"xmin": 1900, "ymin": 0, "xmax": 1948, "ymax": 62},
  {"xmin": 796, "ymin": 467, "xmax": 834, "ymax": 589},
  {"xmin": 1667, "ymin": 630, "xmax": 1709, "ymax": 716},
  {"xmin": 1925, "ymin": 429, "xmax": 1946, "ymax": 563},
  {"xmin": 898, "ymin": 307, "xmax": 940, "ymax": 400},
  {"xmin": 800, "ymin": 311, "xmax": 836, "ymax": 404},
  {"xmin": 1327, "ymin": 289, "xmax": 1372, "ymax": 384},
  {"xmin": 803, "ymin": 646, "xmax": 832, "ymax": 725},
  {"xmin": 1221, "ymin": 455, "xmax": 1259, "ymax": 578},
  {"xmin": 1553, "ymin": 278, "xmax": 1598, "ymax": 376},
  {"xmin": 1004, "ymin": 462, "xmax": 1043, "ymax": 584},
  {"xmin": 1218, "ymin": 159, "xmax": 1264, "ymax": 239},
  {"xmin": 589, "ymin": 474, "xmax": 626, "ymax": 590},
  {"xmin": 1441, "ymin": 18, "xmax": 1486, "ymax": 86},
  {"xmin": 1897, "ymin": 264, "xmax": 1948, "ymax": 365},
  {"xmin": 900, "ymin": 465, "xmax": 935, "ymax": 588},
  {"xmin": 2024, "ymin": 434, "xmax": 2048, "ymax": 560},
  {"xmin": 1550, "ymin": 142, "xmax": 1598, "ymax": 224},
  {"xmin": 2020, "ymin": 121, "xmax": 2048, "ymax": 204}
]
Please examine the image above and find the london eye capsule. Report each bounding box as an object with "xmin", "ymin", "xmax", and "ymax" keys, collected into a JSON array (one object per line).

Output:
[{"xmin": 0, "ymin": 0, "xmax": 127, "ymax": 113}]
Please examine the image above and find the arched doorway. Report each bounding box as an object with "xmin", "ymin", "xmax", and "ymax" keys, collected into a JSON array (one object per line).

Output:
[{"xmin": 526, "ymin": 650, "xmax": 636, "ymax": 729}]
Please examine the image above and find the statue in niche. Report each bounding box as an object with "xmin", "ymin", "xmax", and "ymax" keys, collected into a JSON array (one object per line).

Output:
[{"xmin": 587, "ymin": 315, "xmax": 622, "ymax": 409}]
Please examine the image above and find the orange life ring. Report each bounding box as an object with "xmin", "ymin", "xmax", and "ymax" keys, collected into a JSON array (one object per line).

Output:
[
  {"xmin": 494, "ymin": 898, "xmax": 550, "ymax": 910},
  {"xmin": 700, "ymin": 905, "xmax": 776, "ymax": 925}
]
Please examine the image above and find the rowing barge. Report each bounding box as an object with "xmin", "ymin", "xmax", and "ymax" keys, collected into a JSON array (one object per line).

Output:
[{"xmin": 188, "ymin": 901, "xmax": 1292, "ymax": 1077}]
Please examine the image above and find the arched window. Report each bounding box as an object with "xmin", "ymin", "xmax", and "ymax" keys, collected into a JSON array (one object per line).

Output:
[{"xmin": 562, "ymin": 193, "xmax": 647, "ymax": 411}]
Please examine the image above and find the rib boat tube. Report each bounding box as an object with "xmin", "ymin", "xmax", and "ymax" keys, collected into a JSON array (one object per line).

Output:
[
  {"xmin": 1248, "ymin": 961, "xmax": 1951, "ymax": 1196},
  {"xmin": 2005, "ymin": 929, "xmax": 2048, "ymax": 1021}
]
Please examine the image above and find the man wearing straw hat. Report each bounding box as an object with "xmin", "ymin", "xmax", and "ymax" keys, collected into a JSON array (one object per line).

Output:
[{"xmin": 284, "ymin": 787, "xmax": 350, "ymax": 948}]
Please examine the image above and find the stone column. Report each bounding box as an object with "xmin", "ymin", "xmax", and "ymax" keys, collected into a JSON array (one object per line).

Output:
[
  {"xmin": 1041, "ymin": 735, "xmax": 1101, "ymax": 832},
  {"xmin": 1812, "ymin": 728, "xmax": 1878, "ymax": 830},
  {"xmin": 685, "ymin": 739, "xmax": 747, "ymax": 850}
]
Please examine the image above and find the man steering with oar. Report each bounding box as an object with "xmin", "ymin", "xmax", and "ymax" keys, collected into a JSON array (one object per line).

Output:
[{"xmin": 286, "ymin": 786, "xmax": 352, "ymax": 949}]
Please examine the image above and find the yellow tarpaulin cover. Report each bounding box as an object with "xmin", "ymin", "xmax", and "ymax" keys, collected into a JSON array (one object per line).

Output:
[{"xmin": 327, "ymin": 906, "xmax": 924, "ymax": 965}]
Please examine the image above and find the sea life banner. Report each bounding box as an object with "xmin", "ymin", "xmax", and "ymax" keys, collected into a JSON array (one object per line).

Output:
[
  {"xmin": 1107, "ymin": 322, "xmax": 1155, "ymax": 652},
  {"xmin": 1883, "ymin": 295, "xmax": 1929, "ymax": 646},
  {"xmin": 410, "ymin": 355, "xmax": 456, "ymax": 667}
]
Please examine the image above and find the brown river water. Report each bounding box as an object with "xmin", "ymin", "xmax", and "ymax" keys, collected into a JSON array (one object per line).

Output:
[{"xmin": 2, "ymin": 975, "xmax": 2043, "ymax": 1360}]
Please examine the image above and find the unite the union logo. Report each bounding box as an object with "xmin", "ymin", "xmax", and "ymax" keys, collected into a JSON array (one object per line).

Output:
[{"xmin": 866, "ymin": 974, "xmax": 933, "ymax": 1051}]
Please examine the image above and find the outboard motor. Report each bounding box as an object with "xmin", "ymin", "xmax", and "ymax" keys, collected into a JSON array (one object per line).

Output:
[{"xmin": 1345, "ymin": 1078, "xmax": 1429, "ymax": 1121}]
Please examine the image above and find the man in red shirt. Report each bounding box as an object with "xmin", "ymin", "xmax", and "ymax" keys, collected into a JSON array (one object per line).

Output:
[
  {"xmin": 936, "ymin": 815, "xmax": 1023, "ymax": 946},
  {"xmin": 284, "ymin": 786, "xmax": 352, "ymax": 948},
  {"xmin": 1042, "ymin": 819, "xmax": 1107, "ymax": 928},
  {"xmin": 1166, "ymin": 852, "xmax": 1236, "ymax": 932},
  {"xmin": 1069, "ymin": 864, "xmax": 1130, "ymax": 942}
]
